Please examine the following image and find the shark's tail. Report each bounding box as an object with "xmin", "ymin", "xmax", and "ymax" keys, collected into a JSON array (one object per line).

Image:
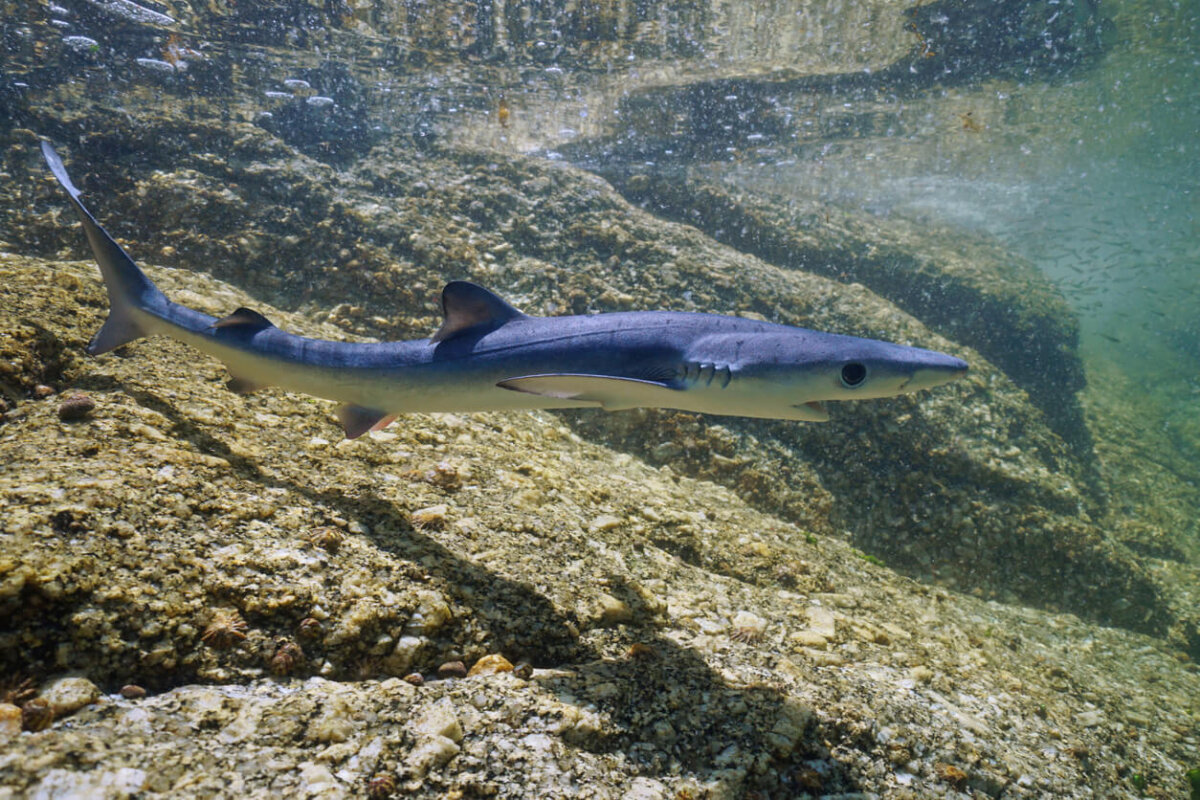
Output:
[{"xmin": 41, "ymin": 140, "xmax": 167, "ymax": 355}]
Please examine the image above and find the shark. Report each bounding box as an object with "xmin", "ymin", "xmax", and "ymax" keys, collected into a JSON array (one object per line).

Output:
[{"xmin": 41, "ymin": 141, "xmax": 968, "ymax": 438}]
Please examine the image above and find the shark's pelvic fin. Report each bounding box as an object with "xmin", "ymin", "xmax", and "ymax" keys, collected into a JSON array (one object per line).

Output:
[
  {"xmin": 338, "ymin": 404, "xmax": 395, "ymax": 439},
  {"xmin": 432, "ymin": 281, "xmax": 526, "ymax": 343},
  {"xmin": 497, "ymin": 374, "xmax": 680, "ymax": 411}
]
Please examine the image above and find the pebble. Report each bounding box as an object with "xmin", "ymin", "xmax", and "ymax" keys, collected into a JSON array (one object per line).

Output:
[
  {"xmin": 589, "ymin": 514, "xmax": 623, "ymax": 532},
  {"xmin": 42, "ymin": 676, "xmax": 100, "ymax": 716},
  {"xmin": 134, "ymin": 57, "xmax": 176, "ymax": 74},
  {"xmin": 436, "ymin": 661, "xmax": 467, "ymax": 680},
  {"xmin": 61, "ymin": 36, "xmax": 99, "ymax": 52},
  {"xmin": 88, "ymin": 0, "xmax": 174, "ymax": 25},
  {"xmin": 57, "ymin": 393, "xmax": 95, "ymax": 421},
  {"xmin": 806, "ymin": 606, "xmax": 837, "ymax": 638},
  {"xmin": 0, "ymin": 703, "xmax": 21, "ymax": 742},
  {"xmin": 596, "ymin": 593, "xmax": 633, "ymax": 625},
  {"xmin": 731, "ymin": 610, "xmax": 767, "ymax": 637},
  {"xmin": 119, "ymin": 685, "xmax": 146, "ymax": 699},
  {"xmin": 467, "ymin": 654, "xmax": 513, "ymax": 676},
  {"xmin": 790, "ymin": 630, "xmax": 828, "ymax": 649},
  {"xmin": 413, "ymin": 700, "xmax": 463, "ymax": 742}
]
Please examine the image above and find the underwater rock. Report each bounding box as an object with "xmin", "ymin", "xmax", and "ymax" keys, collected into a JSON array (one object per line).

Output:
[{"xmin": 0, "ymin": 254, "xmax": 1196, "ymax": 797}]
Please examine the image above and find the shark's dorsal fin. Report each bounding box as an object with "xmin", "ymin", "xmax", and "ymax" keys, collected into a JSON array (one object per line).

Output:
[
  {"xmin": 432, "ymin": 281, "xmax": 525, "ymax": 343},
  {"xmin": 213, "ymin": 307, "xmax": 275, "ymax": 331}
]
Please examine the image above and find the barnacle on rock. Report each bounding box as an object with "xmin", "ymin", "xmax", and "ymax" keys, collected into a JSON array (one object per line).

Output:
[
  {"xmin": 297, "ymin": 617, "xmax": 324, "ymax": 640},
  {"xmin": 367, "ymin": 772, "xmax": 396, "ymax": 799},
  {"xmin": 307, "ymin": 526, "xmax": 344, "ymax": 552},
  {"xmin": 269, "ymin": 639, "xmax": 305, "ymax": 676},
  {"xmin": 21, "ymin": 697, "xmax": 55, "ymax": 732},
  {"xmin": 625, "ymin": 643, "xmax": 658, "ymax": 659},
  {"xmin": 0, "ymin": 674, "xmax": 36, "ymax": 706},
  {"xmin": 201, "ymin": 609, "xmax": 249, "ymax": 649},
  {"xmin": 731, "ymin": 627, "xmax": 766, "ymax": 644}
]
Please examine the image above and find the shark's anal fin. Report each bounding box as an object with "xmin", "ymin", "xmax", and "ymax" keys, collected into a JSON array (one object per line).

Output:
[
  {"xmin": 432, "ymin": 281, "xmax": 526, "ymax": 343},
  {"xmin": 337, "ymin": 404, "xmax": 395, "ymax": 439},
  {"xmin": 497, "ymin": 374, "xmax": 681, "ymax": 411}
]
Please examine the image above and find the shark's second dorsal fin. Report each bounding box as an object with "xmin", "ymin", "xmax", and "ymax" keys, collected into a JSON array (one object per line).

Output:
[
  {"xmin": 432, "ymin": 281, "xmax": 525, "ymax": 343},
  {"xmin": 213, "ymin": 307, "xmax": 275, "ymax": 331}
]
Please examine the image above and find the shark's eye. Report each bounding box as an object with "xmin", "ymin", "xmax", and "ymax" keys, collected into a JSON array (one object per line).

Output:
[{"xmin": 840, "ymin": 362, "xmax": 867, "ymax": 388}]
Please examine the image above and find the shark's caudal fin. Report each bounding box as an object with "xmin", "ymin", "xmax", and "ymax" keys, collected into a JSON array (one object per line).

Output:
[{"xmin": 41, "ymin": 141, "xmax": 167, "ymax": 355}]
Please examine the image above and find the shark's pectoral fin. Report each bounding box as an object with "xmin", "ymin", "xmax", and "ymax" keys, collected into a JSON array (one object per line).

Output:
[
  {"xmin": 338, "ymin": 404, "xmax": 395, "ymax": 439},
  {"xmin": 497, "ymin": 374, "xmax": 682, "ymax": 411},
  {"xmin": 791, "ymin": 401, "xmax": 831, "ymax": 422}
]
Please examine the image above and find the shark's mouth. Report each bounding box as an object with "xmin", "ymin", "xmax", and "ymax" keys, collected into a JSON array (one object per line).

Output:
[{"xmin": 805, "ymin": 401, "xmax": 827, "ymax": 413}]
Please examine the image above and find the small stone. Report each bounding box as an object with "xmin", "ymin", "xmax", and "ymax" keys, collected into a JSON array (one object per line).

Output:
[
  {"xmin": 414, "ymin": 700, "xmax": 464, "ymax": 742},
  {"xmin": 402, "ymin": 673, "xmax": 424, "ymax": 686},
  {"xmin": 57, "ymin": 393, "xmax": 95, "ymax": 421},
  {"xmin": 805, "ymin": 605, "xmax": 836, "ymax": 639},
  {"xmin": 42, "ymin": 676, "xmax": 100, "ymax": 716},
  {"xmin": 406, "ymin": 735, "xmax": 460, "ymax": 779},
  {"xmin": 467, "ymin": 654, "xmax": 514, "ymax": 677},
  {"xmin": 0, "ymin": 703, "xmax": 22, "ymax": 741},
  {"xmin": 596, "ymin": 593, "xmax": 632, "ymax": 626},
  {"xmin": 512, "ymin": 662, "xmax": 534, "ymax": 680},
  {"xmin": 119, "ymin": 685, "xmax": 146, "ymax": 699},
  {"xmin": 790, "ymin": 630, "xmax": 828, "ymax": 649},
  {"xmin": 436, "ymin": 661, "xmax": 467, "ymax": 680},
  {"xmin": 622, "ymin": 776, "xmax": 669, "ymax": 800},
  {"xmin": 407, "ymin": 591, "xmax": 452, "ymax": 636},
  {"xmin": 33, "ymin": 384, "xmax": 55, "ymax": 399},
  {"xmin": 588, "ymin": 514, "xmax": 622, "ymax": 532}
]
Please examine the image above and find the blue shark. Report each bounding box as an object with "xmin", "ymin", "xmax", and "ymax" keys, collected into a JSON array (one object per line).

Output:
[{"xmin": 41, "ymin": 141, "xmax": 967, "ymax": 438}]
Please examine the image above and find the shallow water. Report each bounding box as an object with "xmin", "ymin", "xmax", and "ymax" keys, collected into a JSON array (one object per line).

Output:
[{"xmin": 3, "ymin": 1, "xmax": 1200, "ymax": 795}]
